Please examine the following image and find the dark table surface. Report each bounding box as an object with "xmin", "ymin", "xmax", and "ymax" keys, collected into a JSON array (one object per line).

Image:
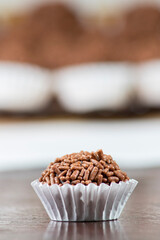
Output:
[{"xmin": 0, "ymin": 168, "xmax": 160, "ymax": 240}]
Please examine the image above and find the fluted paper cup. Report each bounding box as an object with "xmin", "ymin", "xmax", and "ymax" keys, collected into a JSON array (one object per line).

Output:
[{"xmin": 31, "ymin": 179, "xmax": 138, "ymax": 221}]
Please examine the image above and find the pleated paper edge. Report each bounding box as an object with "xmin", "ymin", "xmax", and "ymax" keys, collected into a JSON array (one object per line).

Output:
[{"xmin": 31, "ymin": 179, "xmax": 138, "ymax": 222}]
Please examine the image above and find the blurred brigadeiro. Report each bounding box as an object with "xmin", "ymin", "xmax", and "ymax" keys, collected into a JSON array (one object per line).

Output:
[{"xmin": 0, "ymin": 4, "xmax": 160, "ymax": 68}]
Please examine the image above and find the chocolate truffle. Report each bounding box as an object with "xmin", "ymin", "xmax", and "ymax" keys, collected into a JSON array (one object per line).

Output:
[{"xmin": 39, "ymin": 149, "xmax": 129, "ymax": 186}]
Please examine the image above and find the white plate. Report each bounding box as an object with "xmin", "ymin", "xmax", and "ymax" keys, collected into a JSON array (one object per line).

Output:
[{"xmin": 0, "ymin": 118, "xmax": 160, "ymax": 171}]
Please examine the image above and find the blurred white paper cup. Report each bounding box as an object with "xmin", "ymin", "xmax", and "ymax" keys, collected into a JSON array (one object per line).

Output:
[
  {"xmin": 136, "ymin": 60, "xmax": 160, "ymax": 108},
  {"xmin": 53, "ymin": 63, "xmax": 134, "ymax": 113},
  {"xmin": 0, "ymin": 62, "xmax": 52, "ymax": 112}
]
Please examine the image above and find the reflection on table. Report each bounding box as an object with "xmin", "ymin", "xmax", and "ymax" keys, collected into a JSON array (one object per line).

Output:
[{"xmin": 44, "ymin": 220, "xmax": 127, "ymax": 240}]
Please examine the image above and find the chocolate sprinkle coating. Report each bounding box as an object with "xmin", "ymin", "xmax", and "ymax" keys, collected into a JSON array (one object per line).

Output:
[{"xmin": 39, "ymin": 150, "xmax": 129, "ymax": 186}]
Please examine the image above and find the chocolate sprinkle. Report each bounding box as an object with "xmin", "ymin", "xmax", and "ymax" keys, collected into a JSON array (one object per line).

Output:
[{"xmin": 39, "ymin": 149, "xmax": 129, "ymax": 186}]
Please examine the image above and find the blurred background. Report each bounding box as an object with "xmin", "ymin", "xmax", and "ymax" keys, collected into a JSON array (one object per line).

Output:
[{"xmin": 0, "ymin": 0, "xmax": 160, "ymax": 172}]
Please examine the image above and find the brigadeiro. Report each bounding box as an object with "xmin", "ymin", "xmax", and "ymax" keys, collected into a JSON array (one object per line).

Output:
[{"xmin": 31, "ymin": 149, "xmax": 138, "ymax": 221}]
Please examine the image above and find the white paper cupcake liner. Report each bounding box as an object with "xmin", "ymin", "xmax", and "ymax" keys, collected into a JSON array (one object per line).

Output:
[{"xmin": 31, "ymin": 179, "xmax": 138, "ymax": 221}]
